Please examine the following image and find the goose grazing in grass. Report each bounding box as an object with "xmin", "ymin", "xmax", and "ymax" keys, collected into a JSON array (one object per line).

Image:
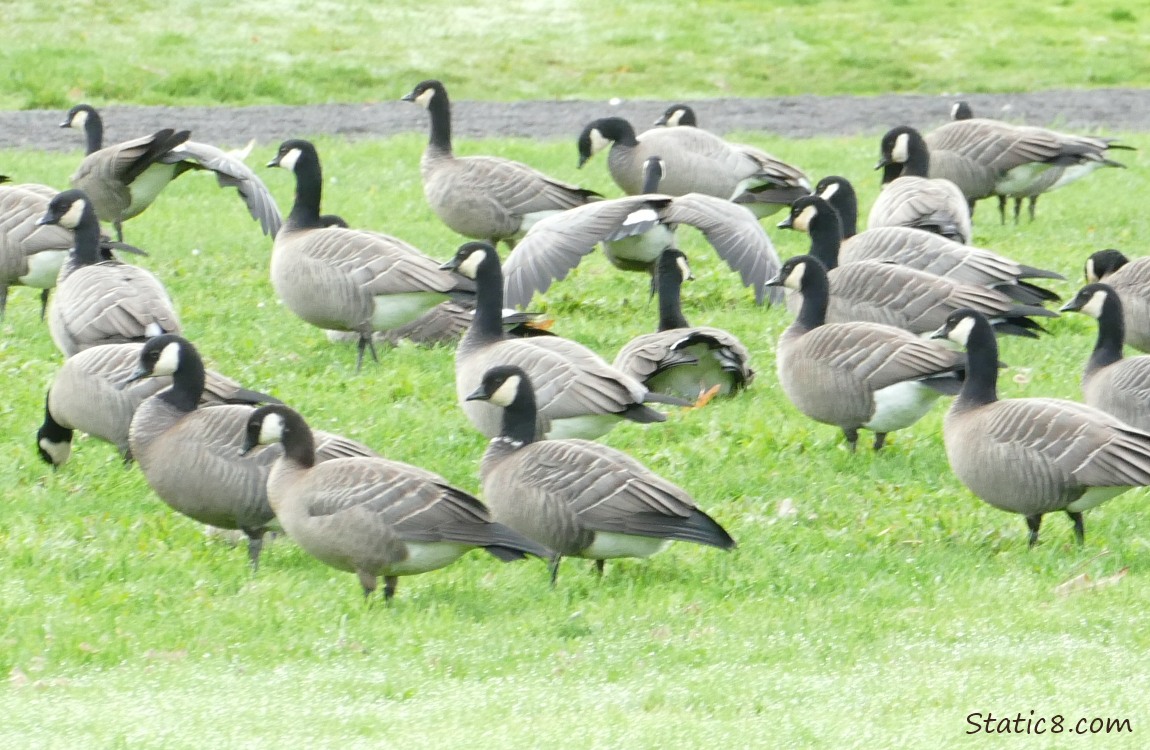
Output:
[
  {"xmin": 242, "ymin": 404, "xmax": 551, "ymax": 601},
  {"xmin": 766, "ymin": 255, "xmax": 967, "ymax": 451},
  {"xmin": 1061, "ymin": 283, "xmax": 1150, "ymax": 432},
  {"xmin": 929, "ymin": 102, "xmax": 1132, "ymax": 224},
  {"xmin": 36, "ymin": 342, "xmax": 279, "ymax": 468},
  {"xmin": 614, "ymin": 249, "xmax": 753, "ymax": 401},
  {"xmin": 577, "ymin": 116, "xmax": 808, "ymax": 216},
  {"xmin": 868, "ymin": 126, "xmax": 971, "ymax": 243},
  {"xmin": 267, "ymin": 139, "xmax": 475, "ymax": 371},
  {"xmin": 932, "ymin": 308, "xmax": 1150, "ymax": 546},
  {"xmin": 127, "ymin": 335, "xmax": 378, "ymax": 570},
  {"xmin": 402, "ymin": 80, "xmax": 600, "ymax": 248},
  {"xmin": 37, "ymin": 189, "xmax": 180, "ymax": 357},
  {"xmin": 779, "ymin": 196, "xmax": 1057, "ymax": 337},
  {"xmin": 467, "ymin": 365, "xmax": 735, "ymax": 584},
  {"xmin": 502, "ymin": 155, "xmax": 783, "ymax": 307},
  {"xmin": 1084, "ymin": 249, "xmax": 1150, "ymax": 353},
  {"xmin": 652, "ymin": 103, "xmax": 811, "ymax": 216},
  {"xmin": 60, "ymin": 103, "xmax": 281, "ymax": 241},
  {"xmin": 442, "ymin": 241, "xmax": 685, "ymax": 440}
]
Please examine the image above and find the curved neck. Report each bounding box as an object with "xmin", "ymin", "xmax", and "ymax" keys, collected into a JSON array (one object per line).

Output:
[
  {"xmin": 281, "ymin": 411, "xmax": 317, "ymax": 468},
  {"xmin": 1089, "ymin": 296, "xmax": 1126, "ymax": 372},
  {"xmin": 898, "ymin": 135, "xmax": 930, "ymax": 178},
  {"xmin": 828, "ymin": 191, "xmax": 857, "ymax": 239},
  {"xmin": 83, "ymin": 111, "xmax": 104, "ymax": 154},
  {"xmin": 426, "ymin": 89, "xmax": 453, "ymax": 155},
  {"xmin": 470, "ymin": 256, "xmax": 507, "ymax": 341},
  {"xmin": 956, "ymin": 319, "xmax": 999, "ymax": 407},
  {"xmin": 656, "ymin": 268, "xmax": 690, "ymax": 331},
  {"xmin": 795, "ymin": 263, "xmax": 829, "ymax": 330},
  {"xmin": 806, "ymin": 210, "xmax": 843, "ymax": 270},
  {"xmin": 286, "ymin": 150, "xmax": 323, "ymax": 229},
  {"xmin": 605, "ymin": 119, "xmax": 639, "ymax": 147},
  {"xmin": 158, "ymin": 350, "xmax": 207, "ymax": 413},
  {"xmin": 500, "ymin": 384, "xmax": 540, "ymax": 446}
]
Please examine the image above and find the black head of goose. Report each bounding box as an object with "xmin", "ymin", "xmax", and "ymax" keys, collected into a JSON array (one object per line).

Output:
[
  {"xmin": 932, "ymin": 308, "xmax": 1150, "ymax": 546},
  {"xmin": 765, "ymin": 254, "xmax": 967, "ymax": 451},
  {"xmin": 441, "ymin": 241, "xmax": 685, "ymax": 440},
  {"xmin": 868, "ymin": 125, "xmax": 971, "ymax": 243},
  {"xmin": 466, "ymin": 364, "xmax": 735, "ymax": 584},
  {"xmin": 653, "ymin": 104, "xmax": 697, "ymax": 127},
  {"xmin": 613, "ymin": 249, "xmax": 754, "ymax": 401},
  {"xmin": 37, "ymin": 189, "xmax": 181, "ymax": 356},
  {"xmin": 241, "ymin": 403, "xmax": 551, "ymax": 601},
  {"xmin": 779, "ymin": 196, "xmax": 1056, "ymax": 338},
  {"xmin": 1061, "ymin": 283, "xmax": 1150, "ymax": 432},
  {"xmin": 61, "ymin": 104, "xmax": 281, "ymax": 241},
  {"xmin": 501, "ymin": 155, "xmax": 783, "ymax": 308},
  {"xmin": 267, "ymin": 138, "xmax": 473, "ymax": 371},
  {"xmin": 814, "ymin": 175, "xmax": 857, "ymax": 239},
  {"xmin": 1083, "ymin": 249, "xmax": 1150, "ymax": 353},
  {"xmin": 402, "ymin": 80, "xmax": 600, "ymax": 248}
]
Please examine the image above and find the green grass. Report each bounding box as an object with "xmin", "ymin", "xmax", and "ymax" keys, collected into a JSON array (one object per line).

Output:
[
  {"xmin": 1, "ymin": 0, "xmax": 1148, "ymax": 109},
  {"xmin": 2, "ymin": 131, "xmax": 1150, "ymax": 747}
]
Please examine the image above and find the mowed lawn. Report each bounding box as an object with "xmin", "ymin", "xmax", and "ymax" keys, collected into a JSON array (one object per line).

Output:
[
  {"xmin": 2, "ymin": 0, "xmax": 1148, "ymax": 109},
  {"xmin": 1, "ymin": 125, "xmax": 1149, "ymax": 747}
]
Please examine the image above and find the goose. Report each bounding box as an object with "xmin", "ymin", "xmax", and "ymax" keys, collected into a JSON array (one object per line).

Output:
[
  {"xmin": 868, "ymin": 126, "xmax": 972, "ymax": 243},
  {"xmin": 60, "ymin": 104, "xmax": 281, "ymax": 241},
  {"xmin": 36, "ymin": 342, "xmax": 280, "ymax": 468},
  {"xmin": 1060, "ymin": 284, "xmax": 1150, "ymax": 431},
  {"xmin": 765, "ymin": 255, "xmax": 967, "ymax": 450},
  {"xmin": 613, "ymin": 249, "xmax": 753, "ymax": 401},
  {"xmin": 926, "ymin": 106, "xmax": 1131, "ymax": 223},
  {"xmin": 814, "ymin": 175, "xmax": 857, "ymax": 238},
  {"xmin": 37, "ymin": 189, "xmax": 180, "ymax": 356},
  {"xmin": 779, "ymin": 196, "xmax": 1056, "ymax": 336},
  {"xmin": 577, "ymin": 116, "xmax": 808, "ymax": 216},
  {"xmin": 1084, "ymin": 249, "xmax": 1150, "ymax": 352},
  {"xmin": 502, "ymin": 155, "xmax": 783, "ymax": 308},
  {"xmin": 126, "ymin": 335, "xmax": 377, "ymax": 569},
  {"xmin": 932, "ymin": 308, "xmax": 1150, "ymax": 546},
  {"xmin": 402, "ymin": 80, "xmax": 600, "ymax": 248},
  {"xmin": 441, "ymin": 241, "xmax": 684, "ymax": 440},
  {"xmin": 267, "ymin": 139, "xmax": 474, "ymax": 371},
  {"xmin": 242, "ymin": 404, "xmax": 551, "ymax": 600},
  {"xmin": 466, "ymin": 364, "xmax": 735, "ymax": 583},
  {"xmin": 651, "ymin": 103, "xmax": 811, "ymax": 216}
]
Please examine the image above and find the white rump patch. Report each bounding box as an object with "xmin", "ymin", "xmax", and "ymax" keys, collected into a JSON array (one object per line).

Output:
[
  {"xmin": 891, "ymin": 133, "xmax": 909, "ymax": 164},
  {"xmin": 866, "ymin": 381, "xmax": 940, "ymax": 433},
  {"xmin": 19, "ymin": 250, "xmax": 67, "ymax": 288},
  {"xmin": 144, "ymin": 322, "xmax": 164, "ymax": 338},
  {"xmin": 385, "ymin": 542, "xmax": 469, "ymax": 575},
  {"xmin": 258, "ymin": 412, "xmax": 285, "ymax": 445},
  {"xmin": 584, "ymin": 532, "xmax": 672, "ymax": 560},
  {"xmin": 58, "ymin": 198, "xmax": 87, "ymax": 230},
  {"xmin": 152, "ymin": 341, "xmax": 182, "ymax": 376},
  {"xmin": 278, "ymin": 148, "xmax": 302, "ymax": 172},
  {"xmin": 622, "ymin": 208, "xmax": 659, "ymax": 227},
  {"xmin": 489, "ymin": 374, "xmax": 521, "ymax": 407}
]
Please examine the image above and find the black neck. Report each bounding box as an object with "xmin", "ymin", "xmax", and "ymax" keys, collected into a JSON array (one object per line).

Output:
[
  {"xmin": 71, "ymin": 207, "xmax": 105, "ymax": 265},
  {"xmin": 500, "ymin": 383, "xmax": 540, "ymax": 446},
  {"xmin": 285, "ymin": 149, "xmax": 323, "ymax": 229},
  {"xmin": 794, "ymin": 260, "xmax": 829, "ymax": 330},
  {"xmin": 880, "ymin": 162, "xmax": 903, "ymax": 185},
  {"xmin": 426, "ymin": 87, "xmax": 453, "ymax": 155},
  {"xmin": 158, "ymin": 348, "xmax": 207, "ymax": 414},
  {"xmin": 1089, "ymin": 295, "xmax": 1126, "ymax": 372},
  {"xmin": 806, "ymin": 209, "xmax": 843, "ymax": 270},
  {"xmin": 956, "ymin": 318, "xmax": 999, "ymax": 407},
  {"xmin": 656, "ymin": 265, "xmax": 690, "ymax": 331},
  {"xmin": 898, "ymin": 134, "xmax": 930, "ymax": 178},
  {"xmin": 470, "ymin": 254, "xmax": 508, "ymax": 341},
  {"xmin": 604, "ymin": 118, "xmax": 639, "ymax": 147},
  {"xmin": 827, "ymin": 190, "xmax": 857, "ymax": 238},
  {"xmin": 641, "ymin": 161, "xmax": 663, "ymax": 194},
  {"xmin": 280, "ymin": 410, "xmax": 317, "ymax": 468},
  {"xmin": 83, "ymin": 111, "xmax": 104, "ymax": 154}
]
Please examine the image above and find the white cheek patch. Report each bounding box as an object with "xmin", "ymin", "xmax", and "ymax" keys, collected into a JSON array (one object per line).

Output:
[
  {"xmin": 947, "ymin": 316, "xmax": 976, "ymax": 346},
  {"xmin": 784, "ymin": 262, "xmax": 806, "ymax": 291},
  {"xmin": 1084, "ymin": 258, "xmax": 1099, "ymax": 283},
  {"xmin": 588, "ymin": 129, "xmax": 611, "ymax": 155},
  {"xmin": 414, "ymin": 87, "xmax": 436, "ymax": 109},
  {"xmin": 891, "ymin": 133, "xmax": 909, "ymax": 164},
  {"xmin": 152, "ymin": 341, "xmax": 182, "ymax": 376},
  {"xmin": 819, "ymin": 182, "xmax": 840, "ymax": 201},
  {"xmin": 258, "ymin": 412, "xmax": 285, "ymax": 445},
  {"xmin": 457, "ymin": 249, "xmax": 486, "ymax": 279},
  {"xmin": 666, "ymin": 110, "xmax": 684, "ymax": 126},
  {"xmin": 70, "ymin": 110, "xmax": 89, "ymax": 129},
  {"xmin": 39, "ymin": 437, "xmax": 72, "ymax": 466},
  {"xmin": 277, "ymin": 148, "xmax": 302, "ymax": 172},
  {"xmin": 675, "ymin": 256, "xmax": 693, "ymax": 281},
  {"xmin": 1080, "ymin": 290, "xmax": 1108, "ymax": 319},
  {"xmin": 489, "ymin": 374, "xmax": 521, "ymax": 407},
  {"xmin": 792, "ymin": 204, "xmax": 818, "ymax": 233},
  {"xmin": 58, "ymin": 198, "xmax": 87, "ymax": 229}
]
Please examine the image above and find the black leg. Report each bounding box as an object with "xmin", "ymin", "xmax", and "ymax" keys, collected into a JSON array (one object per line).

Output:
[
  {"xmin": 39, "ymin": 288, "xmax": 50, "ymax": 320},
  {"xmin": 843, "ymin": 428, "xmax": 859, "ymax": 453},
  {"xmin": 1025, "ymin": 514, "xmax": 1042, "ymax": 548},
  {"xmin": 0, "ymin": 286, "xmax": 7, "ymax": 321},
  {"xmin": 357, "ymin": 569, "xmax": 377, "ymax": 600},
  {"xmin": 1028, "ymin": 196, "xmax": 1038, "ymax": 222},
  {"xmin": 594, "ymin": 560, "xmax": 605, "ymax": 577},
  {"xmin": 114, "ymin": 221, "xmax": 124, "ymax": 243},
  {"xmin": 548, "ymin": 555, "xmax": 562, "ymax": 587},
  {"xmin": 242, "ymin": 527, "xmax": 265, "ymax": 572},
  {"xmin": 383, "ymin": 576, "xmax": 398, "ymax": 602},
  {"xmin": 1066, "ymin": 511, "xmax": 1085, "ymax": 546},
  {"xmin": 1012, "ymin": 198, "xmax": 1022, "ymax": 225},
  {"xmin": 997, "ymin": 195, "xmax": 1006, "ymax": 225},
  {"xmin": 873, "ymin": 432, "xmax": 888, "ymax": 451}
]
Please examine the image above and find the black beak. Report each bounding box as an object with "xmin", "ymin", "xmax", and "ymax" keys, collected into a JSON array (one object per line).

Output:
[
  {"xmin": 266, "ymin": 155, "xmax": 281, "ymax": 168},
  {"xmin": 777, "ymin": 214, "xmax": 795, "ymax": 230},
  {"xmin": 439, "ymin": 258, "xmax": 461, "ymax": 272},
  {"xmin": 35, "ymin": 212, "xmax": 56, "ymax": 226},
  {"xmin": 401, "ymin": 91, "xmax": 416, "ymax": 102},
  {"xmin": 928, "ymin": 325, "xmax": 948, "ymax": 340},
  {"xmin": 577, "ymin": 155, "xmax": 590, "ymax": 169},
  {"xmin": 118, "ymin": 366, "xmax": 149, "ymax": 389},
  {"xmin": 464, "ymin": 384, "xmax": 490, "ymax": 402},
  {"xmin": 874, "ymin": 158, "xmax": 890, "ymax": 170}
]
